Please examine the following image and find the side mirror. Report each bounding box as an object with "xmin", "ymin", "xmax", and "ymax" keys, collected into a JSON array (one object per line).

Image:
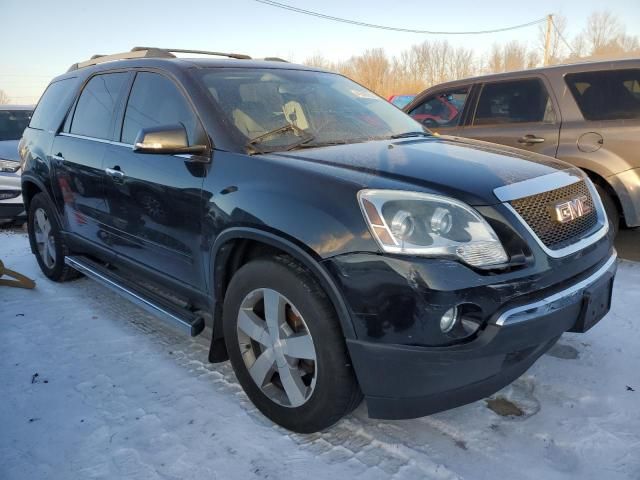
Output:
[{"xmin": 133, "ymin": 124, "xmax": 208, "ymax": 155}]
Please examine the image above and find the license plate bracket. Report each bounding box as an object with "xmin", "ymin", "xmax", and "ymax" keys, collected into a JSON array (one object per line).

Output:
[{"xmin": 570, "ymin": 274, "xmax": 614, "ymax": 333}]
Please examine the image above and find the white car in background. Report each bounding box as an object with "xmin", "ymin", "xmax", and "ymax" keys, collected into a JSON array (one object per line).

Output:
[{"xmin": 0, "ymin": 105, "xmax": 33, "ymax": 225}]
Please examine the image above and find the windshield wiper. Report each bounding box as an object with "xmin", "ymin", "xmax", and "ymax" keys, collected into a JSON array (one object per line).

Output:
[
  {"xmin": 246, "ymin": 123, "xmax": 315, "ymax": 154},
  {"xmin": 290, "ymin": 139, "xmax": 352, "ymax": 149},
  {"xmin": 389, "ymin": 131, "xmax": 431, "ymax": 139}
]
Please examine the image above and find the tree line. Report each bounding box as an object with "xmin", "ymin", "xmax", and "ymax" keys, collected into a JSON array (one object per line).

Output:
[
  {"xmin": 304, "ymin": 10, "xmax": 640, "ymax": 97},
  {"xmin": 1, "ymin": 10, "xmax": 638, "ymax": 104}
]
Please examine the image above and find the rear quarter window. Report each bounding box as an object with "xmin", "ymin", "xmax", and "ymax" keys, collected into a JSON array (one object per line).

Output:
[
  {"xmin": 29, "ymin": 78, "xmax": 78, "ymax": 132},
  {"xmin": 565, "ymin": 69, "xmax": 640, "ymax": 121}
]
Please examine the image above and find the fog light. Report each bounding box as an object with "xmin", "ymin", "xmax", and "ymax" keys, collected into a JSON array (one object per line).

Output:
[{"xmin": 440, "ymin": 306, "xmax": 459, "ymax": 333}]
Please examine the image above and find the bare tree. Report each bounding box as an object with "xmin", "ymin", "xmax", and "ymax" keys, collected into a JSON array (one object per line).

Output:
[
  {"xmin": 449, "ymin": 46, "xmax": 475, "ymax": 80},
  {"xmin": 617, "ymin": 34, "xmax": 640, "ymax": 54},
  {"xmin": 526, "ymin": 50, "xmax": 541, "ymax": 69},
  {"xmin": 303, "ymin": 53, "xmax": 333, "ymax": 70},
  {"xmin": 569, "ymin": 33, "xmax": 588, "ymax": 60},
  {"xmin": 485, "ymin": 42, "xmax": 529, "ymax": 73},
  {"xmin": 0, "ymin": 89, "xmax": 10, "ymax": 104},
  {"xmin": 305, "ymin": 9, "xmax": 638, "ymax": 97},
  {"xmin": 487, "ymin": 44, "xmax": 504, "ymax": 73},
  {"xmin": 349, "ymin": 49, "xmax": 390, "ymax": 94},
  {"xmin": 503, "ymin": 41, "xmax": 528, "ymax": 72},
  {"xmin": 583, "ymin": 10, "xmax": 624, "ymax": 55}
]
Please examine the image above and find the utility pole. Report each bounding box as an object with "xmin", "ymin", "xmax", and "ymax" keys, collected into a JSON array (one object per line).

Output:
[{"xmin": 543, "ymin": 14, "xmax": 553, "ymax": 66}]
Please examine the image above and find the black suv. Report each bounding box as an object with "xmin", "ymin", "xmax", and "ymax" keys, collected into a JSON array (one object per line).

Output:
[{"xmin": 20, "ymin": 47, "xmax": 617, "ymax": 433}]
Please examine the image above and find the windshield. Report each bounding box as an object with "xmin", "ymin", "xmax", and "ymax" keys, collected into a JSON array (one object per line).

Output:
[
  {"xmin": 196, "ymin": 68, "xmax": 426, "ymax": 151},
  {"xmin": 0, "ymin": 109, "xmax": 32, "ymax": 141}
]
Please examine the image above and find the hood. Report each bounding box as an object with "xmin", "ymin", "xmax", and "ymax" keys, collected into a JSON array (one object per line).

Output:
[
  {"xmin": 0, "ymin": 140, "xmax": 20, "ymax": 162},
  {"xmin": 271, "ymin": 136, "xmax": 572, "ymax": 205}
]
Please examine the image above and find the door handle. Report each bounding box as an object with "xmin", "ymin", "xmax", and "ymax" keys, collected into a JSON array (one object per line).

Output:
[
  {"xmin": 105, "ymin": 167, "xmax": 125, "ymax": 182},
  {"xmin": 517, "ymin": 135, "xmax": 545, "ymax": 145},
  {"xmin": 51, "ymin": 153, "xmax": 65, "ymax": 163}
]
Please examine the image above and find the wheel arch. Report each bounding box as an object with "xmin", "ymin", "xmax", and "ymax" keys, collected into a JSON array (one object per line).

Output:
[
  {"xmin": 207, "ymin": 227, "xmax": 357, "ymax": 363},
  {"xmin": 21, "ymin": 176, "xmax": 64, "ymax": 253},
  {"xmin": 580, "ymin": 167, "xmax": 624, "ymax": 225},
  {"xmin": 21, "ymin": 177, "xmax": 45, "ymax": 213}
]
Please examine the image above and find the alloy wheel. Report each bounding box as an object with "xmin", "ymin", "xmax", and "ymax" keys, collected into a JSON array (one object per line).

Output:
[
  {"xmin": 237, "ymin": 288, "xmax": 317, "ymax": 408},
  {"xmin": 33, "ymin": 207, "xmax": 56, "ymax": 269}
]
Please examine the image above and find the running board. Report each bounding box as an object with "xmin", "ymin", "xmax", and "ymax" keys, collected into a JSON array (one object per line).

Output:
[{"xmin": 65, "ymin": 255, "xmax": 205, "ymax": 336}]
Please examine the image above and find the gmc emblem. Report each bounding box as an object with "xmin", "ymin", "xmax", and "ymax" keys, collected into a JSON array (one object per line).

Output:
[{"xmin": 554, "ymin": 195, "xmax": 592, "ymax": 223}]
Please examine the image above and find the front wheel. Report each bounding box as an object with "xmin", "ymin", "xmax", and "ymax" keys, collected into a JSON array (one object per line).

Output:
[
  {"xmin": 223, "ymin": 255, "xmax": 361, "ymax": 433},
  {"xmin": 27, "ymin": 193, "xmax": 80, "ymax": 282}
]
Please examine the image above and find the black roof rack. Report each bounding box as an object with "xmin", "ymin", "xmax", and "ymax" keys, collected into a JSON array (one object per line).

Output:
[{"xmin": 67, "ymin": 47, "xmax": 253, "ymax": 72}]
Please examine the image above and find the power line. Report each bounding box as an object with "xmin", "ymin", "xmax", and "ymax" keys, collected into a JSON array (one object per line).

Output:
[
  {"xmin": 550, "ymin": 15, "xmax": 577, "ymax": 56},
  {"xmin": 252, "ymin": 0, "xmax": 547, "ymax": 35}
]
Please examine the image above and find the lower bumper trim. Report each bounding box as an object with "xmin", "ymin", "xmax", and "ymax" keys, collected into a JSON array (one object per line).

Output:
[
  {"xmin": 364, "ymin": 337, "xmax": 558, "ymax": 420},
  {"xmin": 495, "ymin": 251, "xmax": 617, "ymax": 326},
  {"xmin": 0, "ymin": 203, "xmax": 26, "ymax": 220}
]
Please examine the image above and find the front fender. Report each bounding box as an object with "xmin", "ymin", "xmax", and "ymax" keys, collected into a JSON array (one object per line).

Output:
[{"xmin": 209, "ymin": 227, "xmax": 357, "ymax": 340}]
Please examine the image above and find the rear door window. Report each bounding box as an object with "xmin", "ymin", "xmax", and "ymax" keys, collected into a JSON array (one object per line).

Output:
[
  {"xmin": 29, "ymin": 78, "xmax": 77, "ymax": 132},
  {"xmin": 70, "ymin": 73, "xmax": 129, "ymax": 139},
  {"xmin": 565, "ymin": 69, "xmax": 640, "ymax": 121},
  {"xmin": 120, "ymin": 72, "xmax": 197, "ymax": 145},
  {"xmin": 408, "ymin": 88, "xmax": 469, "ymax": 128},
  {"xmin": 473, "ymin": 79, "xmax": 555, "ymax": 126}
]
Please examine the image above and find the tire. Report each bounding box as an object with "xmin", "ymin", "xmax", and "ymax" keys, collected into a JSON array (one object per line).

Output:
[
  {"xmin": 27, "ymin": 193, "xmax": 81, "ymax": 282},
  {"xmin": 595, "ymin": 184, "xmax": 619, "ymax": 237},
  {"xmin": 223, "ymin": 255, "xmax": 362, "ymax": 433}
]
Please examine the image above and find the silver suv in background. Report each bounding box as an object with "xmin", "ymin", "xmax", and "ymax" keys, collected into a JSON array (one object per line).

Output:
[
  {"xmin": 405, "ymin": 59, "xmax": 640, "ymax": 235},
  {"xmin": 1, "ymin": 105, "xmax": 33, "ymax": 225}
]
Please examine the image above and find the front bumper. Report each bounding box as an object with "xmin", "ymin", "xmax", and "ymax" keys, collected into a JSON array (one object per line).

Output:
[
  {"xmin": 336, "ymin": 251, "xmax": 617, "ymax": 420},
  {"xmin": 0, "ymin": 202, "xmax": 26, "ymax": 221},
  {"xmin": 0, "ymin": 170, "xmax": 25, "ymax": 221}
]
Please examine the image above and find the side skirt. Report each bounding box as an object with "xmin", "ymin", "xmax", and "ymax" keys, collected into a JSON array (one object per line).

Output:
[{"xmin": 65, "ymin": 255, "xmax": 205, "ymax": 336}]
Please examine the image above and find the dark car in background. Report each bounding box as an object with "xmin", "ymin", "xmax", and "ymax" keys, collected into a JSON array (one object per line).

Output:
[
  {"xmin": 1, "ymin": 105, "xmax": 33, "ymax": 224},
  {"xmin": 20, "ymin": 47, "xmax": 616, "ymax": 433},
  {"xmin": 405, "ymin": 59, "xmax": 640, "ymax": 235}
]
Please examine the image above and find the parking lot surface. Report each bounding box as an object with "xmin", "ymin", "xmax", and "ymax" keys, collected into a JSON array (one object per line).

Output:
[{"xmin": 1, "ymin": 230, "xmax": 639, "ymax": 480}]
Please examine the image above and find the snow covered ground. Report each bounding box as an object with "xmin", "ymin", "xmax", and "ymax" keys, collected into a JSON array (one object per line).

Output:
[{"xmin": 1, "ymin": 229, "xmax": 639, "ymax": 480}]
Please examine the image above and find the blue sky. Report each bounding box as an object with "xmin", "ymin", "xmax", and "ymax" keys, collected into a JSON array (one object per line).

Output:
[{"xmin": 2, "ymin": 0, "xmax": 639, "ymax": 103}]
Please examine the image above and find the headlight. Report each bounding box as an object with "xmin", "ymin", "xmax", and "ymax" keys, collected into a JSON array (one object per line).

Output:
[
  {"xmin": 358, "ymin": 189, "xmax": 508, "ymax": 268},
  {"xmin": 0, "ymin": 159, "xmax": 20, "ymax": 173}
]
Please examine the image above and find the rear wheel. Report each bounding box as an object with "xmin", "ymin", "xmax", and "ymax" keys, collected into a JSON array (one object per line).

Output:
[
  {"xmin": 27, "ymin": 193, "xmax": 80, "ymax": 282},
  {"xmin": 595, "ymin": 184, "xmax": 619, "ymax": 237},
  {"xmin": 223, "ymin": 255, "xmax": 361, "ymax": 433}
]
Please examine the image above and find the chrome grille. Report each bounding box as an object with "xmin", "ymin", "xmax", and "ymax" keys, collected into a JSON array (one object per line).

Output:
[{"xmin": 510, "ymin": 180, "xmax": 599, "ymax": 250}]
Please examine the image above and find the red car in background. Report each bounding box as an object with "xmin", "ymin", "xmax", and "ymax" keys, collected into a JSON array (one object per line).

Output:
[{"xmin": 405, "ymin": 92, "xmax": 461, "ymax": 128}]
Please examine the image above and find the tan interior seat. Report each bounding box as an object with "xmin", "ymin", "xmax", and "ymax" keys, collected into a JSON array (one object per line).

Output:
[
  {"xmin": 232, "ymin": 108, "xmax": 265, "ymax": 138},
  {"xmin": 282, "ymin": 101, "xmax": 309, "ymax": 130}
]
